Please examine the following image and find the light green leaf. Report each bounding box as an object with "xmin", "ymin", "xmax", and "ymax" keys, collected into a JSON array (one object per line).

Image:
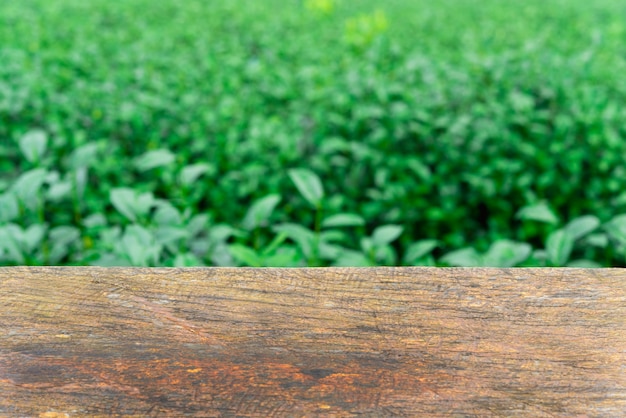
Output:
[
  {"xmin": 322, "ymin": 213, "xmax": 365, "ymax": 228},
  {"xmin": 261, "ymin": 232, "xmax": 289, "ymax": 256},
  {"xmin": 242, "ymin": 194, "xmax": 281, "ymax": 231},
  {"xmin": 263, "ymin": 247, "xmax": 300, "ymax": 267},
  {"xmin": 273, "ymin": 223, "xmax": 315, "ymax": 259},
  {"xmin": 564, "ymin": 215, "xmax": 599, "ymax": 241},
  {"xmin": 0, "ymin": 193, "xmax": 19, "ymax": 223},
  {"xmin": 23, "ymin": 224, "xmax": 47, "ymax": 253},
  {"xmin": 187, "ymin": 214, "xmax": 210, "ymax": 237},
  {"xmin": 566, "ymin": 259, "xmax": 601, "ymax": 268},
  {"xmin": 403, "ymin": 240, "xmax": 438, "ymax": 264},
  {"xmin": 371, "ymin": 224, "xmax": 403, "ymax": 246},
  {"xmin": 83, "ymin": 213, "xmax": 107, "ymax": 228},
  {"xmin": 134, "ymin": 149, "xmax": 175, "ymax": 172},
  {"xmin": 407, "ymin": 158, "xmax": 431, "ymax": 181},
  {"xmin": 319, "ymin": 241, "xmax": 344, "ymax": 260},
  {"xmin": 332, "ymin": 249, "xmax": 373, "ymax": 267},
  {"xmin": 604, "ymin": 215, "xmax": 626, "ymax": 245},
  {"xmin": 546, "ymin": 229, "xmax": 574, "ymax": 266},
  {"xmin": 441, "ymin": 247, "xmax": 482, "ymax": 267},
  {"xmin": 11, "ymin": 168, "xmax": 47, "ymax": 210},
  {"xmin": 153, "ymin": 204, "xmax": 183, "ymax": 226},
  {"xmin": 0, "ymin": 224, "xmax": 25, "ymax": 263},
  {"xmin": 516, "ymin": 202, "xmax": 559, "ymax": 224},
  {"xmin": 46, "ymin": 181, "xmax": 72, "ymax": 202},
  {"xmin": 110, "ymin": 188, "xmax": 155, "ymax": 223},
  {"xmin": 155, "ymin": 225, "xmax": 188, "ymax": 246},
  {"xmin": 48, "ymin": 226, "xmax": 81, "ymax": 264},
  {"xmin": 585, "ymin": 233, "xmax": 608, "ymax": 248},
  {"xmin": 288, "ymin": 168, "xmax": 324, "ymax": 208},
  {"xmin": 74, "ymin": 167, "xmax": 88, "ymax": 199},
  {"xmin": 69, "ymin": 143, "xmax": 99, "ymax": 169},
  {"xmin": 229, "ymin": 244, "xmax": 263, "ymax": 267},
  {"xmin": 180, "ymin": 163, "xmax": 212, "ymax": 186},
  {"xmin": 120, "ymin": 225, "xmax": 160, "ymax": 266},
  {"xmin": 483, "ymin": 239, "xmax": 532, "ymax": 267},
  {"xmin": 19, "ymin": 130, "xmax": 48, "ymax": 163},
  {"xmin": 173, "ymin": 253, "xmax": 204, "ymax": 267},
  {"xmin": 209, "ymin": 224, "xmax": 239, "ymax": 244},
  {"xmin": 49, "ymin": 225, "xmax": 80, "ymax": 247}
]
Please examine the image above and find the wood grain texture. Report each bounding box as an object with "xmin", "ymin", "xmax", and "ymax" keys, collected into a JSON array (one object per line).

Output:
[{"xmin": 0, "ymin": 267, "xmax": 625, "ymax": 417}]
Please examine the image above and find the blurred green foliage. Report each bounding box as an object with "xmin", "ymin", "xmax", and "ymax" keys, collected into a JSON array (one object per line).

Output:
[{"xmin": 1, "ymin": 0, "xmax": 626, "ymax": 267}]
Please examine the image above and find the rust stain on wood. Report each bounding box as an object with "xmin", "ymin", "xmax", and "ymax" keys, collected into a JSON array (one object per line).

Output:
[{"xmin": 0, "ymin": 267, "xmax": 625, "ymax": 416}]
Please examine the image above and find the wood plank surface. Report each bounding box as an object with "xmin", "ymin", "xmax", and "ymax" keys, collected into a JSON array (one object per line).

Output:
[{"xmin": 0, "ymin": 267, "xmax": 625, "ymax": 417}]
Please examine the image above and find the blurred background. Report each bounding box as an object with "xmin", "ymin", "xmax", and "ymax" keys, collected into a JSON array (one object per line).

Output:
[{"xmin": 1, "ymin": 0, "xmax": 626, "ymax": 267}]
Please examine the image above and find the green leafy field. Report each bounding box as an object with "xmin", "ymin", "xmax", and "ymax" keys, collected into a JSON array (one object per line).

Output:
[{"xmin": 1, "ymin": 0, "xmax": 626, "ymax": 267}]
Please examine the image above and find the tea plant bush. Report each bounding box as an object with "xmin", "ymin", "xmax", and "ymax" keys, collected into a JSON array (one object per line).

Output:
[{"xmin": 1, "ymin": 0, "xmax": 626, "ymax": 267}]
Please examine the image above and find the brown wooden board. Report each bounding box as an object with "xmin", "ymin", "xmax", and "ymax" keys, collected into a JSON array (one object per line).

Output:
[{"xmin": 0, "ymin": 267, "xmax": 625, "ymax": 417}]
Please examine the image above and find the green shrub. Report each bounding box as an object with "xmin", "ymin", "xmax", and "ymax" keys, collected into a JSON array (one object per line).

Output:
[{"xmin": 1, "ymin": 0, "xmax": 626, "ymax": 267}]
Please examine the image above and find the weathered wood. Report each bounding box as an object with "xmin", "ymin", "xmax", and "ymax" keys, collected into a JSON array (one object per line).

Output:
[{"xmin": 0, "ymin": 267, "xmax": 625, "ymax": 416}]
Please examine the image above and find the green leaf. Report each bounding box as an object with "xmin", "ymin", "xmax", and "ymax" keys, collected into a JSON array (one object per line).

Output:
[
  {"xmin": 0, "ymin": 224, "xmax": 25, "ymax": 263},
  {"xmin": 332, "ymin": 249, "xmax": 373, "ymax": 267},
  {"xmin": 153, "ymin": 203, "xmax": 183, "ymax": 226},
  {"xmin": 49, "ymin": 225, "xmax": 80, "ymax": 247},
  {"xmin": 516, "ymin": 202, "xmax": 559, "ymax": 224},
  {"xmin": 0, "ymin": 193, "xmax": 19, "ymax": 223},
  {"xmin": 229, "ymin": 244, "xmax": 263, "ymax": 267},
  {"xmin": 46, "ymin": 181, "xmax": 72, "ymax": 202},
  {"xmin": 585, "ymin": 233, "xmax": 608, "ymax": 248},
  {"xmin": 22, "ymin": 224, "xmax": 47, "ymax": 253},
  {"xmin": 155, "ymin": 225, "xmax": 188, "ymax": 246},
  {"xmin": 441, "ymin": 247, "xmax": 482, "ymax": 267},
  {"xmin": 319, "ymin": 241, "xmax": 344, "ymax": 260},
  {"xmin": 371, "ymin": 224, "xmax": 403, "ymax": 246},
  {"xmin": 403, "ymin": 240, "xmax": 438, "ymax": 264},
  {"xmin": 322, "ymin": 213, "xmax": 365, "ymax": 228},
  {"xmin": 69, "ymin": 143, "xmax": 99, "ymax": 170},
  {"xmin": 288, "ymin": 168, "xmax": 324, "ymax": 208},
  {"xmin": 19, "ymin": 130, "xmax": 48, "ymax": 163},
  {"xmin": 407, "ymin": 158, "xmax": 431, "ymax": 181},
  {"xmin": 180, "ymin": 163, "xmax": 213, "ymax": 186},
  {"xmin": 120, "ymin": 225, "xmax": 160, "ymax": 266},
  {"xmin": 564, "ymin": 215, "xmax": 599, "ymax": 240},
  {"xmin": 83, "ymin": 213, "xmax": 107, "ymax": 228},
  {"xmin": 134, "ymin": 149, "xmax": 175, "ymax": 172},
  {"xmin": 242, "ymin": 194, "xmax": 281, "ymax": 231},
  {"xmin": 110, "ymin": 188, "xmax": 155, "ymax": 223},
  {"xmin": 48, "ymin": 226, "xmax": 80, "ymax": 264},
  {"xmin": 566, "ymin": 259, "xmax": 601, "ymax": 268},
  {"xmin": 546, "ymin": 229, "xmax": 574, "ymax": 266},
  {"xmin": 273, "ymin": 223, "xmax": 315, "ymax": 259},
  {"xmin": 261, "ymin": 232, "xmax": 289, "ymax": 256},
  {"xmin": 483, "ymin": 239, "xmax": 531, "ymax": 267},
  {"xmin": 263, "ymin": 247, "xmax": 300, "ymax": 267},
  {"xmin": 73, "ymin": 167, "xmax": 88, "ymax": 199},
  {"xmin": 187, "ymin": 214, "xmax": 210, "ymax": 237},
  {"xmin": 173, "ymin": 253, "xmax": 204, "ymax": 267},
  {"xmin": 604, "ymin": 215, "xmax": 626, "ymax": 244},
  {"xmin": 11, "ymin": 168, "xmax": 47, "ymax": 210}
]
